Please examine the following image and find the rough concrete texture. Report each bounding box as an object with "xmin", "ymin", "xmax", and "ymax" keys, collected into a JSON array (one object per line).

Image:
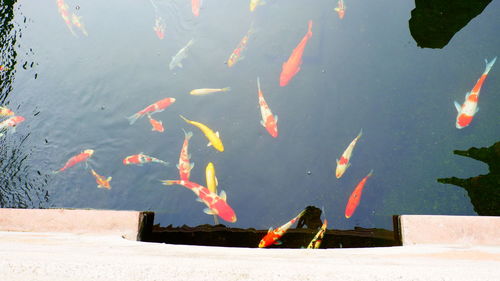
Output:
[
  {"xmin": 0, "ymin": 231, "xmax": 499, "ymax": 281},
  {"xmin": 400, "ymin": 215, "xmax": 500, "ymax": 246},
  {"xmin": 0, "ymin": 209, "xmax": 149, "ymax": 240}
]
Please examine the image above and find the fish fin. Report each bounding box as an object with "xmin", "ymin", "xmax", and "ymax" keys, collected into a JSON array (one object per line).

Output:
[
  {"xmin": 475, "ymin": 107, "xmax": 479, "ymax": 114},
  {"xmin": 219, "ymin": 190, "xmax": 227, "ymax": 201},
  {"xmin": 207, "ymin": 142, "xmax": 212, "ymax": 147},
  {"xmin": 267, "ymin": 227, "xmax": 273, "ymax": 233},
  {"xmin": 190, "ymin": 162, "xmax": 195, "ymax": 171},
  {"xmin": 260, "ymin": 120, "xmax": 266, "ymax": 127},
  {"xmin": 107, "ymin": 177, "xmax": 112, "ymax": 181},
  {"xmin": 465, "ymin": 91, "xmax": 471, "ymax": 99},
  {"xmin": 274, "ymin": 115, "xmax": 278, "ymax": 122},
  {"xmin": 127, "ymin": 113, "xmax": 141, "ymax": 125},
  {"xmin": 176, "ymin": 164, "xmax": 180, "ymax": 170},
  {"xmin": 215, "ymin": 176, "xmax": 218, "ymax": 187},
  {"xmin": 177, "ymin": 62, "xmax": 183, "ymax": 68},
  {"xmin": 196, "ymin": 198, "xmax": 203, "ymax": 203},
  {"xmin": 336, "ymin": 159, "xmax": 339, "ymax": 165},
  {"xmin": 274, "ymin": 240, "xmax": 283, "ymax": 246},
  {"xmin": 203, "ymin": 208, "xmax": 216, "ymax": 215},
  {"xmin": 188, "ymin": 153, "xmax": 192, "ymax": 160},
  {"xmin": 347, "ymin": 162, "xmax": 351, "ymax": 169},
  {"xmin": 215, "ymin": 131, "xmax": 220, "ymax": 138},
  {"xmin": 161, "ymin": 161, "xmax": 170, "ymax": 166},
  {"xmin": 182, "ymin": 128, "xmax": 193, "ymax": 139},
  {"xmin": 454, "ymin": 101, "xmax": 462, "ymax": 112},
  {"xmin": 485, "ymin": 57, "xmax": 497, "ymax": 73}
]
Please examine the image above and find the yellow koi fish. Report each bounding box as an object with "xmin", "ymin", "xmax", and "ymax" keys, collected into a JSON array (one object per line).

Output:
[
  {"xmin": 190, "ymin": 87, "xmax": 231, "ymax": 96},
  {"xmin": 206, "ymin": 162, "xmax": 219, "ymax": 224},
  {"xmin": 180, "ymin": 115, "xmax": 224, "ymax": 152},
  {"xmin": 250, "ymin": 0, "xmax": 266, "ymax": 12}
]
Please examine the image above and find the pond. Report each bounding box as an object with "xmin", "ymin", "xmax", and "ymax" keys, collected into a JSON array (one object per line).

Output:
[{"xmin": 0, "ymin": 0, "xmax": 499, "ymax": 232}]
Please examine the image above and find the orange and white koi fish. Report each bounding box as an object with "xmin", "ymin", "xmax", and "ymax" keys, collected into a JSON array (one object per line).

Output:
[
  {"xmin": 0, "ymin": 106, "xmax": 14, "ymax": 117},
  {"xmin": 127, "ymin": 97, "xmax": 176, "ymax": 125},
  {"xmin": 345, "ymin": 170, "xmax": 373, "ymax": 219},
  {"xmin": 280, "ymin": 20, "xmax": 313, "ymax": 87},
  {"xmin": 180, "ymin": 115, "xmax": 224, "ymax": 152},
  {"xmin": 177, "ymin": 129, "xmax": 194, "ymax": 181},
  {"xmin": 123, "ymin": 153, "xmax": 169, "ymax": 166},
  {"xmin": 257, "ymin": 77, "xmax": 278, "ymax": 138},
  {"xmin": 455, "ymin": 57, "xmax": 496, "ymax": 129},
  {"xmin": 190, "ymin": 87, "xmax": 231, "ymax": 96},
  {"xmin": 161, "ymin": 179, "xmax": 237, "ymax": 223},
  {"xmin": 307, "ymin": 219, "xmax": 327, "ymax": 249},
  {"xmin": 192, "ymin": 0, "xmax": 201, "ymax": 17},
  {"xmin": 227, "ymin": 25, "xmax": 254, "ymax": 68},
  {"xmin": 71, "ymin": 13, "xmax": 88, "ymax": 36},
  {"xmin": 90, "ymin": 169, "xmax": 112, "ymax": 189},
  {"xmin": 258, "ymin": 209, "xmax": 306, "ymax": 248},
  {"xmin": 54, "ymin": 149, "xmax": 94, "ymax": 174},
  {"xmin": 153, "ymin": 16, "xmax": 166, "ymax": 39},
  {"xmin": 249, "ymin": 0, "xmax": 265, "ymax": 12},
  {"xmin": 334, "ymin": 0, "xmax": 346, "ymax": 19},
  {"xmin": 0, "ymin": 115, "xmax": 25, "ymax": 137},
  {"xmin": 147, "ymin": 114, "xmax": 164, "ymax": 132},
  {"xmin": 56, "ymin": 0, "xmax": 76, "ymax": 36},
  {"xmin": 205, "ymin": 162, "xmax": 219, "ymax": 225},
  {"xmin": 335, "ymin": 129, "xmax": 362, "ymax": 178}
]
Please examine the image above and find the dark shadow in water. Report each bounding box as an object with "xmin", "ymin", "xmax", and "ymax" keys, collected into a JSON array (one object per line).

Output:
[
  {"xmin": 437, "ymin": 141, "xmax": 500, "ymax": 216},
  {"xmin": 1, "ymin": 0, "xmax": 18, "ymax": 103},
  {"xmin": 409, "ymin": 0, "xmax": 492, "ymax": 49}
]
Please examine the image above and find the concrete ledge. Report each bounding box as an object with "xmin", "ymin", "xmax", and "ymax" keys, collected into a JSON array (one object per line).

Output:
[
  {"xmin": 398, "ymin": 215, "xmax": 500, "ymax": 246},
  {"xmin": 0, "ymin": 209, "xmax": 154, "ymax": 241}
]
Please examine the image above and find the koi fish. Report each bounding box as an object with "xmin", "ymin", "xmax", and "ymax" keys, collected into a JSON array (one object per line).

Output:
[
  {"xmin": 307, "ymin": 219, "xmax": 328, "ymax": 249},
  {"xmin": 190, "ymin": 87, "xmax": 231, "ymax": 96},
  {"xmin": 335, "ymin": 129, "xmax": 362, "ymax": 178},
  {"xmin": 257, "ymin": 77, "xmax": 278, "ymax": 138},
  {"xmin": 205, "ymin": 162, "xmax": 219, "ymax": 225},
  {"xmin": 0, "ymin": 65, "xmax": 9, "ymax": 71},
  {"xmin": 0, "ymin": 115, "xmax": 25, "ymax": 137},
  {"xmin": 177, "ymin": 129, "xmax": 194, "ymax": 181},
  {"xmin": 280, "ymin": 20, "xmax": 313, "ymax": 87},
  {"xmin": 250, "ymin": 0, "xmax": 265, "ymax": 12},
  {"xmin": 455, "ymin": 57, "xmax": 497, "ymax": 129},
  {"xmin": 127, "ymin": 97, "xmax": 176, "ymax": 125},
  {"xmin": 147, "ymin": 114, "xmax": 164, "ymax": 132},
  {"xmin": 169, "ymin": 39, "xmax": 194, "ymax": 70},
  {"xmin": 161, "ymin": 179, "xmax": 237, "ymax": 223},
  {"xmin": 71, "ymin": 13, "xmax": 88, "ymax": 36},
  {"xmin": 54, "ymin": 149, "xmax": 94, "ymax": 174},
  {"xmin": 0, "ymin": 106, "xmax": 14, "ymax": 117},
  {"xmin": 153, "ymin": 16, "xmax": 166, "ymax": 39},
  {"xmin": 334, "ymin": 0, "xmax": 346, "ymax": 19},
  {"xmin": 258, "ymin": 209, "xmax": 306, "ymax": 248},
  {"xmin": 227, "ymin": 25, "xmax": 254, "ymax": 67},
  {"xmin": 179, "ymin": 115, "xmax": 224, "ymax": 152},
  {"xmin": 192, "ymin": 0, "xmax": 200, "ymax": 17},
  {"xmin": 90, "ymin": 169, "xmax": 112, "ymax": 190},
  {"xmin": 345, "ymin": 170, "xmax": 373, "ymax": 219},
  {"xmin": 56, "ymin": 0, "xmax": 76, "ymax": 36},
  {"xmin": 123, "ymin": 153, "xmax": 169, "ymax": 166}
]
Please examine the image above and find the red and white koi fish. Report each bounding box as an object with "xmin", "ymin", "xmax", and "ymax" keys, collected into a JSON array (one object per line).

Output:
[
  {"xmin": 71, "ymin": 13, "xmax": 88, "ymax": 36},
  {"xmin": 147, "ymin": 114, "xmax": 164, "ymax": 132},
  {"xmin": 54, "ymin": 149, "xmax": 94, "ymax": 174},
  {"xmin": 345, "ymin": 170, "xmax": 373, "ymax": 219},
  {"xmin": 56, "ymin": 0, "xmax": 76, "ymax": 36},
  {"xmin": 123, "ymin": 153, "xmax": 169, "ymax": 166},
  {"xmin": 90, "ymin": 169, "xmax": 112, "ymax": 190},
  {"xmin": 0, "ymin": 65, "xmax": 9, "ymax": 71},
  {"xmin": 0, "ymin": 106, "xmax": 14, "ymax": 117},
  {"xmin": 335, "ymin": 129, "xmax": 362, "ymax": 178},
  {"xmin": 227, "ymin": 25, "xmax": 254, "ymax": 67},
  {"xmin": 455, "ymin": 57, "xmax": 497, "ymax": 129},
  {"xmin": 192, "ymin": 0, "xmax": 201, "ymax": 17},
  {"xmin": 161, "ymin": 179, "xmax": 237, "ymax": 223},
  {"xmin": 307, "ymin": 219, "xmax": 327, "ymax": 249},
  {"xmin": 153, "ymin": 16, "xmax": 166, "ymax": 39},
  {"xmin": 177, "ymin": 129, "xmax": 194, "ymax": 181},
  {"xmin": 0, "ymin": 115, "xmax": 25, "ymax": 137},
  {"xmin": 280, "ymin": 20, "xmax": 313, "ymax": 87},
  {"xmin": 334, "ymin": 0, "xmax": 346, "ymax": 19},
  {"xmin": 257, "ymin": 77, "xmax": 278, "ymax": 138},
  {"xmin": 258, "ymin": 209, "xmax": 306, "ymax": 248},
  {"xmin": 127, "ymin": 97, "xmax": 176, "ymax": 125}
]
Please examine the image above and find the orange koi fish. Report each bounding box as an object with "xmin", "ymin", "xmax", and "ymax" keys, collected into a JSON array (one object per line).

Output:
[
  {"xmin": 257, "ymin": 77, "xmax": 278, "ymax": 138},
  {"xmin": 334, "ymin": 0, "xmax": 346, "ymax": 19},
  {"xmin": 153, "ymin": 16, "xmax": 166, "ymax": 39},
  {"xmin": 0, "ymin": 115, "xmax": 25, "ymax": 137},
  {"xmin": 307, "ymin": 219, "xmax": 327, "ymax": 249},
  {"xmin": 0, "ymin": 106, "xmax": 14, "ymax": 117},
  {"xmin": 71, "ymin": 13, "xmax": 88, "ymax": 36},
  {"xmin": 192, "ymin": 0, "xmax": 200, "ymax": 17},
  {"xmin": 161, "ymin": 179, "xmax": 237, "ymax": 223},
  {"xmin": 258, "ymin": 209, "xmax": 306, "ymax": 248},
  {"xmin": 123, "ymin": 153, "xmax": 169, "ymax": 166},
  {"xmin": 455, "ymin": 57, "xmax": 496, "ymax": 129},
  {"xmin": 90, "ymin": 169, "xmax": 112, "ymax": 190},
  {"xmin": 177, "ymin": 129, "xmax": 194, "ymax": 181},
  {"xmin": 335, "ymin": 129, "xmax": 362, "ymax": 178},
  {"xmin": 127, "ymin": 97, "xmax": 176, "ymax": 125},
  {"xmin": 345, "ymin": 170, "xmax": 373, "ymax": 219},
  {"xmin": 147, "ymin": 114, "xmax": 164, "ymax": 132},
  {"xmin": 280, "ymin": 20, "xmax": 313, "ymax": 87},
  {"xmin": 56, "ymin": 0, "xmax": 76, "ymax": 36},
  {"xmin": 54, "ymin": 149, "xmax": 94, "ymax": 174},
  {"xmin": 227, "ymin": 25, "xmax": 254, "ymax": 67}
]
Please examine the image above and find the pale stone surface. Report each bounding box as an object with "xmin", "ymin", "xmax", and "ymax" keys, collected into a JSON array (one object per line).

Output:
[
  {"xmin": 0, "ymin": 231, "xmax": 499, "ymax": 281},
  {"xmin": 400, "ymin": 215, "xmax": 500, "ymax": 246}
]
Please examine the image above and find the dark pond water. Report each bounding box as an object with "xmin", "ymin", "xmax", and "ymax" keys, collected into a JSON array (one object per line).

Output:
[{"xmin": 0, "ymin": 0, "xmax": 499, "ymax": 231}]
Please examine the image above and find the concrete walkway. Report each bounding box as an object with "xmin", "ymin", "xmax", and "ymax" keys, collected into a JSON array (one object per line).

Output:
[{"xmin": 1, "ymin": 231, "xmax": 499, "ymax": 281}]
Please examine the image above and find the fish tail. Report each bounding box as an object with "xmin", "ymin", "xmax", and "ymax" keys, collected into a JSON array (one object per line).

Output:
[
  {"xmin": 484, "ymin": 57, "xmax": 497, "ymax": 74},
  {"xmin": 307, "ymin": 20, "xmax": 313, "ymax": 37},
  {"xmin": 367, "ymin": 169, "xmax": 374, "ymax": 177},
  {"xmin": 182, "ymin": 128, "xmax": 193, "ymax": 140},
  {"xmin": 257, "ymin": 77, "xmax": 262, "ymax": 93},
  {"xmin": 221, "ymin": 87, "xmax": 231, "ymax": 92},
  {"xmin": 179, "ymin": 114, "xmax": 190, "ymax": 124},
  {"xmin": 186, "ymin": 38, "xmax": 195, "ymax": 47},
  {"xmin": 356, "ymin": 128, "xmax": 363, "ymax": 139},
  {"xmin": 154, "ymin": 158, "xmax": 170, "ymax": 166},
  {"xmin": 161, "ymin": 179, "xmax": 179, "ymax": 186},
  {"xmin": 127, "ymin": 113, "xmax": 142, "ymax": 125}
]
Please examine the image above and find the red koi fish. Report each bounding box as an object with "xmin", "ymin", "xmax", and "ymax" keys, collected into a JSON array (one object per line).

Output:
[
  {"xmin": 161, "ymin": 179, "xmax": 237, "ymax": 223},
  {"xmin": 336, "ymin": 129, "xmax": 362, "ymax": 178},
  {"xmin": 127, "ymin": 97, "xmax": 176, "ymax": 125},
  {"xmin": 177, "ymin": 129, "xmax": 194, "ymax": 181},
  {"xmin": 0, "ymin": 115, "xmax": 25, "ymax": 137},
  {"xmin": 56, "ymin": 0, "xmax": 76, "ymax": 36},
  {"xmin": 192, "ymin": 0, "xmax": 200, "ymax": 17},
  {"xmin": 455, "ymin": 57, "xmax": 496, "ymax": 129},
  {"xmin": 147, "ymin": 114, "xmax": 164, "ymax": 132},
  {"xmin": 257, "ymin": 77, "xmax": 278, "ymax": 138},
  {"xmin": 90, "ymin": 169, "xmax": 112, "ymax": 190},
  {"xmin": 280, "ymin": 20, "xmax": 313, "ymax": 87},
  {"xmin": 123, "ymin": 153, "xmax": 169, "ymax": 166},
  {"xmin": 334, "ymin": 0, "xmax": 346, "ymax": 19},
  {"xmin": 227, "ymin": 25, "xmax": 254, "ymax": 67},
  {"xmin": 54, "ymin": 149, "xmax": 94, "ymax": 174},
  {"xmin": 153, "ymin": 16, "xmax": 166, "ymax": 39},
  {"xmin": 345, "ymin": 170, "xmax": 373, "ymax": 219},
  {"xmin": 258, "ymin": 209, "xmax": 306, "ymax": 248},
  {"xmin": 0, "ymin": 106, "xmax": 14, "ymax": 117}
]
